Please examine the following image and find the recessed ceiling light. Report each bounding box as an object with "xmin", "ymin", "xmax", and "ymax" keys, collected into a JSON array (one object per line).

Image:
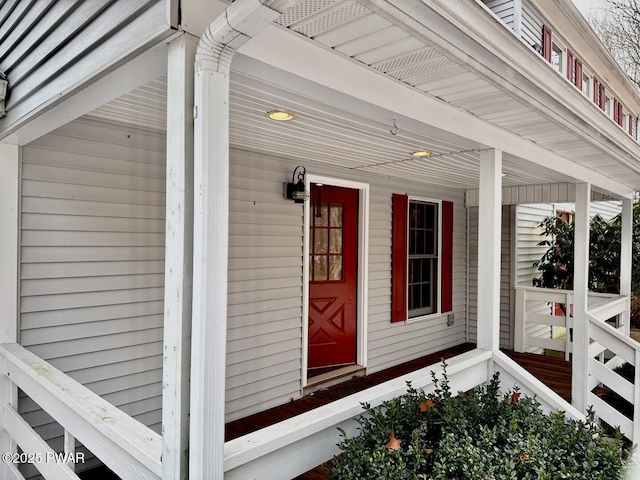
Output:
[
  {"xmin": 411, "ymin": 150, "xmax": 431, "ymax": 157},
  {"xmin": 266, "ymin": 110, "xmax": 295, "ymax": 121}
]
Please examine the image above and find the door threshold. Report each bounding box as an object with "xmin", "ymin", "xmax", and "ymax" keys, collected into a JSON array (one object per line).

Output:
[{"xmin": 305, "ymin": 364, "xmax": 365, "ymax": 394}]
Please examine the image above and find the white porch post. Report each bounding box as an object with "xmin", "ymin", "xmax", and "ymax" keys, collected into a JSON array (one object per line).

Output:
[
  {"xmin": 190, "ymin": 0, "xmax": 300, "ymax": 477},
  {"xmin": 572, "ymin": 182, "xmax": 590, "ymax": 412},
  {"xmin": 0, "ymin": 144, "xmax": 19, "ymax": 478},
  {"xmin": 477, "ymin": 149, "xmax": 502, "ymax": 352},
  {"xmin": 162, "ymin": 33, "xmax": 197, "ymax": 480},
  {"xmin": 620, "ymin": 198, "xmax": 633, "ymax": 336}
]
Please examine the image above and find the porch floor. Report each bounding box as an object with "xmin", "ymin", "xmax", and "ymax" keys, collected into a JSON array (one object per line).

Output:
[{"xmin": 225, "ymin": 345, "xmax": 572, "ymax": 479}]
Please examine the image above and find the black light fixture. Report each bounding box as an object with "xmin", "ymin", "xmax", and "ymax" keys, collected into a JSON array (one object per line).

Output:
[{"xmin": 284, "ymin": 165, "xmax": 308, "ymax": 203}]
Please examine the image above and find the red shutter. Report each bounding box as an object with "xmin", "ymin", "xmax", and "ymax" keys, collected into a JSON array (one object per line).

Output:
[
  {"xmin": 575, "ymin": 59, "xmax": 583, "ymax": 90},
  {"xmin": 630, "ymin": 114, "xmax": 634, "ymax": 135},
  {"xmin": 614, "ymin": 99, "xmax": 619, "ymax": 123},
  {"xmin": 567, "ymin": 50, "xmax": 574, "ymax": 82},
  {"xmin": 441, "ymin": 201, "xmax": 453, "ymax": 313},
  {"xmin": 542, "ymin": 25, "xmax": 552, "ymax": 62},
  {"xmin": 391, "ymin": 194, "xmax": 408, "ymax": 323},
  {"xmin": 619, "ymin": 103, "xmax": 624, "ymax": 126},
  {"xmin": 593, "ymin": 78, "xmax": 599, "ymax": 104},
  {"xmin": 599, "ymin": 84, "xmax": 606, "ymax": 110}
]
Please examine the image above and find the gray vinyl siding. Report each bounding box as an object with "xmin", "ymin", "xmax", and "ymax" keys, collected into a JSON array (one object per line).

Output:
[
  {"xmin": 19, "ymin": 117, "xmax": 165, "ymax": 477},
  {"xmin": 365, "ymin": 184, "xmax": 467, "ymax": 373},
  {"xmin": 554, "ymin": 200, "xmax": 622, "ymax": 221},
  {"xmin": 225, "ymin": 149, "xmax": 468, "ymax": 420},
  {"xmin": 467, "ymin": 206, "xmax": 512, "ymax": 349},
  {"xmin": 521, "ymin": 0, "xmax": 544, "ymax": 51},
  {"xmin": 516, "ymin": 203, "xmax": 556, "ymax": 353},
  {"xmin": 480, "ymin": 0, "xmax": 515, "ymax": 30},
  {"xmin": 0, "ymin": 0, "xmax": 172, "ymax": 137}
]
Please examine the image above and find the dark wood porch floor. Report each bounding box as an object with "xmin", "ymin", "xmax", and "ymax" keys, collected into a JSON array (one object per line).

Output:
[{"xmin": 225, "ymin": 345, "xmax": 572, "ymax": 479}]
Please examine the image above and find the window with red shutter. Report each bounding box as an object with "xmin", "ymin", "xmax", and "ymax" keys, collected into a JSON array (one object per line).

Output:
[
  {"xmin": 599, "ymin": 84, "xmax": 606, "ymax": 110},
  {"xmin": 391, "ymin": 195, "xmax": 453, "ymax": 323},
  {"xmin": 614, "ymin": 99, "xmax": 619, "ymax": 123}
]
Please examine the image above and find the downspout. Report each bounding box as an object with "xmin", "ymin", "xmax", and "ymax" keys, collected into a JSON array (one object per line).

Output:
[{"xmin": 190, "ymin": 0, "xmax": 299, "ymax": 478}]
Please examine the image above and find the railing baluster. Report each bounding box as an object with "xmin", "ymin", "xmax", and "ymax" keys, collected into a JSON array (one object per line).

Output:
[
  {"xmin": 633, "ymin": 349, "xmax": 640, "ymax": 444},
  {"xmin": 514, "ymin": 287, "xmax": 525, "ymax": 353},
  {"xmin": 565, "ymin": 291, "xmax": 571, "ymax": 361},
  {"xmin": 64, "ymin": 430, "xmax": 75, "ymax": 472}
]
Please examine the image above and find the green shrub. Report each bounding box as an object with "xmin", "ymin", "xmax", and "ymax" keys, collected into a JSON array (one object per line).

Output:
[{"xmin": 332, "ymin": 365, "xmax": 625, "ymax": 479}]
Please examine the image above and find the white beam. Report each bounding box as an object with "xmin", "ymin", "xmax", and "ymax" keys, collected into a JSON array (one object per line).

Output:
[
  {"xmin": 572, "ymin": 183, "xmax": 591, "ymax": 412},
  {"xmin": 162, "ymin": 33, "xmax": 197, "ymax": 480},
  {"xmin": 237, "ymin": 26, "xmax": 634, "ymax": 199},
  {"xmin": 189, "ymin": 0, "xmax": 301, "ymax": 477},
  {"xmin": 477, "ymin": 149, "xmax": 502, "ymax": 351},
  {"xmin": 0, "ymin": 143, "xmax": 19, "ymax": 480},
  {"xmin": 0, "ymin": 43, "xmax": 169, "ymax": 146},
  {"xmin": 620, "ymin": 198, "xmax": 633, "ymax": 336}
]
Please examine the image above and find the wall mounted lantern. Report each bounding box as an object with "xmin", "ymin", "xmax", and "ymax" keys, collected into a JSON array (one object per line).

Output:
[{"xmin": 284, "ymin": 165, "xmax": 308, "ymax": 203}]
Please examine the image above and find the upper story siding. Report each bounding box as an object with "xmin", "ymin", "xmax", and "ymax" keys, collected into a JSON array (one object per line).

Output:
[
  {"xmin": 480, "ymin": 0, "xmax": 639, "ymax": 142},
  {"xmin": 0, "ymin": 0, "xmax": 174, "ymax": 139}
]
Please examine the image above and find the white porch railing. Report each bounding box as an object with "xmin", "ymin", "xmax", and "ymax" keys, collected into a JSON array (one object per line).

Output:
[
  {"xmin": 514, "ymin": 286, "xmax": 626, "ymax": 360},
  {"xmin": 514, "ymin": 286, "xmax": 639, "ymax": 443},
  {"xmin": 0, "ymin": 343, "xmax": 161, "ymax": 480},
  {"xmin": 0, "ymin": 339, "xmax": 588, "ymax": 480},
  {"xmin": 586, "ymin": 298, "xmax": 640, "ymax": 443}
]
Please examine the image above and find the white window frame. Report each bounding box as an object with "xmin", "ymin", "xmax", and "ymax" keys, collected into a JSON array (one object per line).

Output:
[
  {"xmin": 581, "ymin": 66, "xmax": 592, "ymax": 99},
  {"xmin": 406, "ymin": 196, "xmax": 442, "ymax": 323},
  {"xmin": 551, "ymin": 38, "xmax": 566, "ymax": 75},
  {"xmin": 605, "ymin": 94, "xmax": 613, "ymax": 118}
]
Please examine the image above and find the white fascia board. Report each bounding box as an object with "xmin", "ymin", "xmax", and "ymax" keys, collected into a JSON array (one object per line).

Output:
[
  {"xmin": 534, "ymin": 0, "xmax": 640, "ymax": 113},
  {"xmin": 237, "ymin": 25, "xmax": 634, "ymax": 199},
  {"xmin": 362, "ymin": 0, "xmax": 640, "ymax": 188}
]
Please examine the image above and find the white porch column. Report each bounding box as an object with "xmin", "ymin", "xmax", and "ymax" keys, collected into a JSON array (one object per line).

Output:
[
  {"xmin": 190, "ymin": 0, "xmax": 300, "ymax": 477},
  {"xmin": 620, "ymin": 198, "xmax": 633, "ymax": 336},
  {"xmin": 162, "ymin": 33, "xmax": 197, "ymax": 480},
  {"xmin": 0, "ymin": 144, "xmax": 19, "ymax": 478},
  {"xmin": 572, "ymin": 182, "xmax": 590, "ymax": 412},
  {"xmin": 477, "ymin": 149, "xmax": 502, "ymax": 351}
]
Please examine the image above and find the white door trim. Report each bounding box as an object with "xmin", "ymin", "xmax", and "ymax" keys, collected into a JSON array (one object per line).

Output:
[{"xmin": 301, "ymin": 175, "xmax": 369, "ymax": 390}]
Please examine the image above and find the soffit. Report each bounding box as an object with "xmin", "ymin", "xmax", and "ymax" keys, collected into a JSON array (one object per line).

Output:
[
  {"xmin": 87, "ymin": 72, "xmax": 566, "ymax": 191},
  {"xmin": 88, "ymin": 0, "xmax": 640, "ymax": 192},
  {"xmin": 272, "ymin": 0, "xmax": 640, "ymax": 190}
]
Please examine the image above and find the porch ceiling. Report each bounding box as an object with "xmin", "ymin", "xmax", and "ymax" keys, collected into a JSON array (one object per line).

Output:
[
  {"xmin": 86, "ymin": 0, "xmax": 640, "ymax": 193},
  {"xmin": 87, "ymin": 71, "xmax": 565, "ymax": 190}
]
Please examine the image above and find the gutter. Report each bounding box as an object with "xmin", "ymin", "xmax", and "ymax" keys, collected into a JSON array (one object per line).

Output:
[{"xmin": 189, "ymin": 0, "xmax": 300, "ymax": 478}]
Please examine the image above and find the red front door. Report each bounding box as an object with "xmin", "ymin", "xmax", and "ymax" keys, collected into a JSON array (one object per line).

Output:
[{"xmin": 308, "ymin": 185, "xmax": 358, "ymax": 369}]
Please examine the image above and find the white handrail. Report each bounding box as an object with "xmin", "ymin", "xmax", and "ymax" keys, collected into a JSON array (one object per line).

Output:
[{"xmin": 0, "ymin": 343, "xmax": 161, "ymax": 480}]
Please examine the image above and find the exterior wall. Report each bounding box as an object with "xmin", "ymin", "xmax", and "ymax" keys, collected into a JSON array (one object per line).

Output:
[
  {"xmin": 553, "ymin": 200, "xmax": 622, "ymax": 221},
  {"xmin": 521, "ymin": 0, "xmax": 544, "ymax": 50},
  {"xmin": 18, "ymin": 118, "xmax": 165, "ymax": 474},
  {"xmin": 480, "ymin": 0, "xmax": 515, "ymax": 30},
  {"xmin": 515, "ymin": 203, "xmax": 554, "ymax": 352},
  {"xmin": 467, "ymin": 206, "xmax": 512, "ymax": 349},
  {"xmin": 0, "ymin": 0, "xmax": 172, "ymax": 136},
  {"xmin": 225, "ymin": 149, "xmax": 468, "ymax": 421}
]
